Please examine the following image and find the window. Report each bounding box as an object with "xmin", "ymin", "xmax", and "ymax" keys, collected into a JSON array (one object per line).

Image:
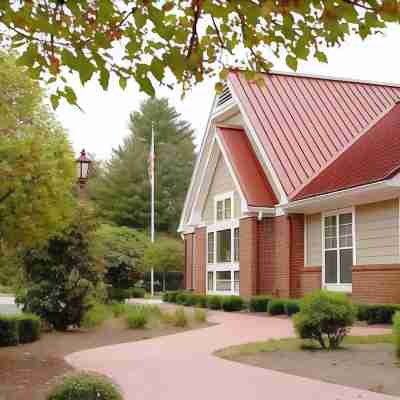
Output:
[
  {"xmin": 224, "ymin": 198, "xmax": 232, "ymax": 219},
  {"xmin": 208, "ymin": 271, "xmax": 214, "ymax": 291},
  {"xmin": 216, "ymin": 271, "xmax": 231, "ymax": 291},
  {"xmin": 234, "ymin": 271, "xmax": 240, "ymax": 293},
  {"xmin": 215, "ymin": 194, "xmax": 233, "ymax": 222},
  {"xmin": 234, "ymin": 227, "xmax": 240, "ymax": 262},
  {"xmin": 217, "ymin": 229, "xmax": 231, "ymax": 263},
  {"xmin": 324, "ymin": 212, "xmax": 353, "ymax": 286},
  {"xmin": 216, "ymin": 200, "xmax": 224, "ymax": 221},
  {"xmin": 207, "ymin": 232, "xmax": 214, "ymax": 264}
]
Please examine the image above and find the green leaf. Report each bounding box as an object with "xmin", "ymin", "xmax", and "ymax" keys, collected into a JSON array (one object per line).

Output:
[
  {"xmin": 315, "ymin": 51, "xmax": 328, "ymax": 63},
  {"xmin": 64, "ymin": 86, "xmax": 77, "ymax": 105},
  {"xmin": 119, "ymin": 77, "xmax": 127, "ymax": 90},
  {"xmin": 286, "ymin": 54, "xmax": 298, "ymax": 71},
  {"xmin": 99, "ymin": 69, "xmax": 110, "ymax": 90},
  {"xmin": 150, "ymin": 58, "xmax": 164, "ymax": 81},
  {"xmin": 50, "ymin": 94, "xmax": 60, "ymax": 109},
  {"xmin": 137, "ymin": 75, "xmax": 155, "ymax": 97}
]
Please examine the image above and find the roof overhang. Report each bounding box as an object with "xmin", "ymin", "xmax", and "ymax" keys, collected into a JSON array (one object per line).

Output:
[{"xmin": 284, "ymin": 176, "xmax": 400, "ymax": 214}]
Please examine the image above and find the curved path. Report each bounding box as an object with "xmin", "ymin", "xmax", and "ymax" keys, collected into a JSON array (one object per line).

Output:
[{"xmin": 66, "ymin": 308, "xmax": 395, "ymax": 400}]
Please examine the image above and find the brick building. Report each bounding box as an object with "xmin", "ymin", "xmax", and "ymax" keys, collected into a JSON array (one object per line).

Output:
[{"xmin": 179, "ymin": 70, "xmax": 400, "ymax": 304}]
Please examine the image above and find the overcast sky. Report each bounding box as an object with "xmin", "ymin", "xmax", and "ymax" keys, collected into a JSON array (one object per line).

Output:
[{"xmin": 57, "ymin": 25, "xmax": 400, "ymax": 161}]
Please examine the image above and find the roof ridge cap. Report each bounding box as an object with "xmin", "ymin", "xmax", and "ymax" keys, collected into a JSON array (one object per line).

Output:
[{"xmin": 289, "ymin": 101, "xmax": 399, "ymax": 201}]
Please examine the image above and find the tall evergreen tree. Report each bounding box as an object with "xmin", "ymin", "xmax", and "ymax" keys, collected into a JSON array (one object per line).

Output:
[{"xmin": 89, "ymin": 98, "xmax": 195, "ymax": 234}]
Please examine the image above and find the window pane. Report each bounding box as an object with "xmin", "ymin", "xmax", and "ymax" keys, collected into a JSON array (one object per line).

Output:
[
  {"xmin": 208, "ymin": 271, "xmax": 214, "ymax": 291},
  {"xmin": 217, "ymin": 229, "xmax": 231, "ymax": 263},
  {"xmin": 208, "ymin": 232, "xmax": 214, "ymax": 264},
  {"xmin": 224, "ymin": 198, "xmax": 232, "ymax": 219},
  {"xmin": 324, "ymin": 215, "xmax": 337, "ymax": 249},
  {"xmin": 234, "ymin": 228, "xmax": 239, "ymax": 262},
  {"xmin": 325, "ymin": 250, "xmax": 337, "ymax": 284},
  {"xmin": 339, "ymin": 213, "xmax": 352, "ymax": 248},
  {"xmin": 340, "ymin": 249, "xmax": 353, "ymax": 283},
  {"xmin": 216, "ymin": 201, "xmax": 223, "ymax": 220},
  {"xmin": 216, "ymin": 271, "xmax": 231, "ymax": 291},
  {"xmin": 234, "ymin": 271, "xmax": 240, "ymax": 293}
]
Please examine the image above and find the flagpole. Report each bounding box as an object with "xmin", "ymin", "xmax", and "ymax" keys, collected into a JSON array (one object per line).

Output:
[{"xmin": 150, "ymin": 122, "xmax": 155, "ymax": 297}]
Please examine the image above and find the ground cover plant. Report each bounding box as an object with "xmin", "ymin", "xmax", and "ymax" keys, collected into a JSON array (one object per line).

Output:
[
  {"xmin": 47, "ymin": 373, "xmax": 123, "ymax": 400},
  {"xmin": 293, "ymin": 290, "xmax": 356, "ymax": 349}
]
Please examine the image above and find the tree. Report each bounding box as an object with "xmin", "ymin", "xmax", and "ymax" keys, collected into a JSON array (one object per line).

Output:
[
  {"xmin": 94, "ymin": 224, "xmax": 148, "ymax": 290},
  {"xmin": 0, "ymin": 53, "xmax": 76, "ymax": 249},
  {"xmin": 0, "ymin": 1, "xmax": 398, "ymax": 106},
  {"xmin": 142, "ymin": 237, "xmax": 184, "ymax": 292},
  {"xmin": 16, "ymin": 206, "xmax": 101, "ymax": 331},
  {"xmin": 88, "ymin": 98, "xmax": 195, "ymax": 233}
]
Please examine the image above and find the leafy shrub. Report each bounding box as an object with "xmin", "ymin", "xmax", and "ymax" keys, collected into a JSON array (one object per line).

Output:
[
  {"xmin": 393, "ymin": 312, "xmax": 400, "ymax": 359},
  {"xmin": 267, "ymin": 299, "xmax": 286, "ymax": 315},
  {"xmin": 47, "ymin": 373, "xmax": 122, "ymax": 400},
  {"xmin": 81, "ymin": 304, "xmax": 111, "ymax": 329},
  {"xmin": 0, "ymin": 315, "xmax": 19, "ymax": 346},
  {"xmin": 222, "ymin": 296, "xmax": 244, "ymax": 312},
  {"xmin": 207, "ymin": 295, "xmax": 223, "ymax": 310},
  {"xmin": 164, "ymin": 291, "xmax": 180, "ymax": 303},
  {"xmin": 110, "ymin": 302, "xmax": 128, "ymax": 318},
  {"xmin": 293, "ymin": 290, "xmax": 356, "ymax": 349},
  {"xmin": 356, "ymin": 303, "xmax": 400, "ymax": 325},
  {"xmin": 176, "ymin": 292, "xmax": 188, "ymax": 305},
  {"xmin": 17, "ymin": 207, "xmax": 100, "ymax": 331},
  {"xmin": 129, "ymin": 287, "xmax": 146, "ymax": 298},
  {"xmin": 162, "ymin": 292, "xmax": 170, "ymax": 302},
  {"xmin": 125, "ymin": 307, "xmax": 148, "ymax": 329},
  {"xmin": 183, "ymin": 293, "xmax": 196, "ymax": 306},
  {"xmin": 16, "ymin": 314, "xmax": 41, "ymax": 343},
  {"xmin": 173, "ymin": 307, "xmax": 188, "ymax": 327},
  {"xmin": 249, "ymin": 295, "xmax": 272, "ymax": 312},
  {"xmin": 107, "ymin": 287, "xmax": 129, "ymax": 303},
  {"xmin": 284, "ymin": 300, "xmax": 301, "ymax": 317},
  {"xmin": 194, "ymin": 294, "xmax": 208, "ymax": 308},
  {"xmin": 194, "ymin": 309, "xmax": 207, "ymax": 323}
]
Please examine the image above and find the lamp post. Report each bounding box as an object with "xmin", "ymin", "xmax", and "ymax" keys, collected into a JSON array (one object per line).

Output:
[{"xmin": 76, "ymin": 149, "xmax": 91, "ymax": 200}]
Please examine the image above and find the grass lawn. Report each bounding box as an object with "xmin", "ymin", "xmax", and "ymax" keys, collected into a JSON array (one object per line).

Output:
[
  {"xmin": 0, "ymin": 304, "xmax": 208, "ymax": 400},
  {"xmin": 216, "ymin": 335, "xmax": 399, "ymax": 396}
]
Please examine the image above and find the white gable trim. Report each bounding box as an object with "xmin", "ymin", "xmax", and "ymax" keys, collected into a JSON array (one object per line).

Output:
[
  {"xmin": 188, "ymin": 131, "xmax": 249, "ymax": 227},
  {"xmin": 227, "ymin": 79, "xmax": 287, "ymax": 204}
]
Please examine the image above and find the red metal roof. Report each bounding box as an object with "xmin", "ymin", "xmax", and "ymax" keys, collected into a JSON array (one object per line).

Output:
[
  {"xmin": 228, "ymin": 71, "xmax": 400, "ymax": 196},
  {"xmin": 293, "ymin": 103, "xmax": 400, "ymax": 201},
  {"xmin": 217, "ymin": 125, "xmax": 278, "ymax": 207}
]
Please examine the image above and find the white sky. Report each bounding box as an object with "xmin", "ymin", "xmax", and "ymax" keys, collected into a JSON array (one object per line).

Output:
[{"xmin": 57, "ymin": 25, "xmax": 400, "ymax": 161}]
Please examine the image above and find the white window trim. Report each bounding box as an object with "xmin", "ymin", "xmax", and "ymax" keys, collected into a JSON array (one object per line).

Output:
[
  {"xmin": 321, "ymin": 207, "xmax": 355, "ymax": 293},
  {"xmin": 214, "ymin": 191, "xmax": 234, "ymax": 223}
]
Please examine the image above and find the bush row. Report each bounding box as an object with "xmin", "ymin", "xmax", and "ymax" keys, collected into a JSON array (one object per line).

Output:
[
  {"xmin": 356, "ymin": 303, "xmax": 400, "ymax": 325},
  {"xmin": 0, "ymin": 313, "xmax": 41, "ymax": 347},
  {"xmin": 107, "ymin": 287, "xmax": 146, "ymax": 303},
  {"xmin": 164, "ymin": 291, "xmax": 302, "ymax": 315},
  {"xmin": 393, "ymin": 312, "xmax": 400, "ymax": 359}
]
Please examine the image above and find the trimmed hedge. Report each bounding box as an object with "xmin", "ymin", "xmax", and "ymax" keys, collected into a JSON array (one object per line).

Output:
[
  {"xmin": 0, "ymin": 313, "xmax": 41, "ymax": 346},
  {"xmin": 207, "ymin": 295, "xmax": 223, "ymax": 310},
  {"xmin": 267, "ymin": 299, "xmax": 286, "ymax": 315},
  {"xmin": 249, "ymin": 295, "xmax": 272, "ymax": 312},
  {"xmin": 107, "ymin": 287, "xmax": 129, "ymax": 303},
  {"xmin": 0, "ymin": 315, "xmax": 19, "ymax": 347},
  {"xmin": 222, "ymin": 296, "xmax": 244, "ymax": 312},
  {"xmin": 393, "ymin": 312, "xmax": 400, "ymax": 359},
  {"xmin": 129, "ymin": 288, "xmax": 146, "ymax": 298},
  {"xmin": 47, "ymin": 373, "xmax": 123, "ymax": 400},
  {"xmin": 194, "ymin": 294, "xmax": 208, "ymax": 308},
  {"xmin": 16, "ymin": 314, "xmax": 41, "ymax": 343},
  {"xmin": 284, "ymin": 300, "xmax": 301, "ymax": 317},
  {"xmin": 356, "ymin": 303, "xmax": 400, "ymax": 325}
]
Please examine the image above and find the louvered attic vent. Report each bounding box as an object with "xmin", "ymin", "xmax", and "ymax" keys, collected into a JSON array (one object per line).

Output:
[{"xmin": 216, "ymin": 83, "xmax": 232, "ymax": 108}]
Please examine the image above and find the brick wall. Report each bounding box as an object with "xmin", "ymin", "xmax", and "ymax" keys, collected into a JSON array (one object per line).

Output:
[
  {"xmin": 239, "ymin": 216, "xmax": 258, "ymax": 297},
  {"xmin": 194, "ymin": 227, "xmax": 206, "ymax": 294},
  {"xmin": 289, "ymin": 214, "xmax": 305, "ymax": 298},
  {"xmin": 353, "ymin": 265, "xmax": 400, "ymax": 303},
  {"xmin": 183, "ymin": 234, "xmax": 194, "ymax": 290},
  {"xmin": 258, "ymin": 218, "xmax": 274, "ymax": 294},
  {"xmin": 298, "ymin": 267, "xmax": 321, "ymax": 296}
]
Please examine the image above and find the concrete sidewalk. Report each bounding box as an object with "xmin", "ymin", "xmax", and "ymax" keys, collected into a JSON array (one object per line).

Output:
[{"xmin": 66, "ymin": 309, "xmax": 394, "ymax": 400}]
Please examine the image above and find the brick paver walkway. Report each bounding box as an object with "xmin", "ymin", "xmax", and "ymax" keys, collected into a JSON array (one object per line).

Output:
[{"xmin": 66, "ymin": 308, "xmax": 394, "ymax": 400}]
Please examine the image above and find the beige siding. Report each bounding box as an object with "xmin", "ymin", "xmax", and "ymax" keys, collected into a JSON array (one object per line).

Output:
[
  {"xmin": 305, "ymin": 213, "xmax": 322, "ymax": 266},
  {"xmin": 221, "ymin": 113, "xmax": 243, "ymax": 126},
  {"xmin": 356, "ymin": 199, "xmax": 399, "ymax": 265},
  {"xmin": 202, "ymin": 154, "xmax": 241, "ymax": 224}
]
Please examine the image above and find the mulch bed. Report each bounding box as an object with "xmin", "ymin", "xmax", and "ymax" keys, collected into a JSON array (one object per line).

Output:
[
  {"xmin": 0, "ymin": 314, "xmax": 205, "ymax": 400},
  {"xmin": 230, "ymin": 343, "xmax": 400, "ymax": 396}
]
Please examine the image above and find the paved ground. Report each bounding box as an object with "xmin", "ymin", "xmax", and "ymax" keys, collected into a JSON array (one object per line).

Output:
[
  {"xmin": 0, "ymin": 296, "xmax": 20, "ymax": 315},
  {"xmin": 66, "ymin": 307, "xmax": 394, "ymax": 400}
]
